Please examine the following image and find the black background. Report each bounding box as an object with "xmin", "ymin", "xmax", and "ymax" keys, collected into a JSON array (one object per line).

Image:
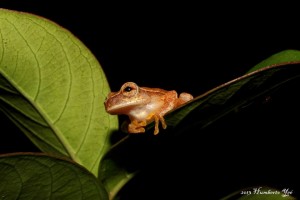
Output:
[
  {"xmin": 2, "ymin": 1, "xmax": 299, "ymax": 94},
  {"xmin": 1, "ymin": 1, "xmax": 299, "ymax": 199}
]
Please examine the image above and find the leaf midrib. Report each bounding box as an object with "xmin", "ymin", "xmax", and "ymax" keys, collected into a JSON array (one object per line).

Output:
[
  {"xmin": 0, "ymin": 69, "xmax": 79, "ymax": 163},
  {"xmin": 0, "ymin": 14, "xmax": 81, "ymax": 164}
]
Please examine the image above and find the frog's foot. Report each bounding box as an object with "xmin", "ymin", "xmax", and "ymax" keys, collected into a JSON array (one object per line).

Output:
[
  {"xmin": 159, "ymin": 116, "xmax": 167, "ymax": 130},
  {"xmin": 128, "ymin": 120, "xmax": 147, "ymax": 133}
]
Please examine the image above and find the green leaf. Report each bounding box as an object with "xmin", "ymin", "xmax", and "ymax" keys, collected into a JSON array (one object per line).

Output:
[
  {"xmin": 0, "ymin": 8, "xmax": 118, "ymax": 176},
  {"xmin": 0, "ymin": 153, "xmax": 108, "ymax": 200},
  {"xmin": 99, "ymin": 50, "xmax": 300, "ymax": 198},
  {"xmin": 247, "ymin": 49, "xmax": 300, "ymax": 73},
  {"xmin": 99, "ymin": 135, "xmax": 140, "ymax": 199},
  {"xmin": 165, "ymin": 50, "xmax": 300, "ymax": 129},
  {"xmin": 221, "ymin": 186, "xmax": 296, "ymax": 200}
]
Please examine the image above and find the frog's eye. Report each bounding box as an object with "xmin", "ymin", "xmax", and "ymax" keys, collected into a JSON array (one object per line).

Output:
[
  {"xmin": 124, "ymin": 86, "xmax": 132, "ymax": 92},
  {"xmin": 121, "ymin": 82, "xmax": 139, "ymax": 97}
]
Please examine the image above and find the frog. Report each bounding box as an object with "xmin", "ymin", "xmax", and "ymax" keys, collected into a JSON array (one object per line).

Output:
[{"xmin": 104, "ymin": 82, "xmax": 193, "ymax": 135}]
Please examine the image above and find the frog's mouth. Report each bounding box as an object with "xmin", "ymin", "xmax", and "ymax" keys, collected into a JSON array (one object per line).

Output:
[
  {"xmin": 105, "ymin": 98, "xmax": 150, "ymax": 115},
  {"xmin": 105, "ymin": 103, "xmax": 136, "ymax": 114}
]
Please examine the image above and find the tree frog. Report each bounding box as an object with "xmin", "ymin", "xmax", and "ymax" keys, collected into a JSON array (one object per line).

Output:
[{"xmin": 104, "ymin": 82, "xmax": 193, "ymax": 135}]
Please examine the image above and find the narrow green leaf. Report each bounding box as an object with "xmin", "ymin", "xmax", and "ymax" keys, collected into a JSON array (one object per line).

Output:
[
  {"xmin": 144, "ymin": 49, "xmax": 300, "ymax": 131},
  {"xmin": 99, "ymin": 51, "xmax": 300, "ymax": 197},
  {"xmin": 0, "ymin": 8, "xmax": 118, "ymax": 176},
  {"xmin": 165, "ymin": 53, "xmax": 300, "ymax": 129},
  {"xmin": 0, "ymin": 153, "xmax": 108, "ymax": 200},
  {"xmin": 247, "ymin": 49, "xmax": 300, "ymax": 73}
]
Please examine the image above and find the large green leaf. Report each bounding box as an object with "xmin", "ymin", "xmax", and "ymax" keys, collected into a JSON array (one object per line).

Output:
[
  {"xmin": 0, "ymin": 8, "xmax": 118, "ymax": 176},
  {"xmin": 0, "ymin": 153, "xmax": 108, "ymax": 200},
  {"xmin": 99, "ymin": 50, "xmax": 300, "ymax": 198}
]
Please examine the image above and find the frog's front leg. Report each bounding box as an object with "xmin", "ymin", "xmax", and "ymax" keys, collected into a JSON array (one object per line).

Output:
[
  {"xmin": 128, "ymin": 120, "xmax": 147, "ymax": 133},
  {"xmin": 157, "ymin": 115, "xmax": 167, "ymax": 133},
  {"xmin": 146, "ymin": 114, "xmax": 167, "ymax": 135}
]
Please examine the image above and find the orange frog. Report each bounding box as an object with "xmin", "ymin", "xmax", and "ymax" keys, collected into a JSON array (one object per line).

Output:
[{"xmin": 104, "ymin": 82, "xmax": 193, "ymax": 135}]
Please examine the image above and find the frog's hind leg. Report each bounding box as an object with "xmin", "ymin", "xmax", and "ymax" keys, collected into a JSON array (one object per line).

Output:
[{"xmin": 177, "ymin": 92, "xmax": 193, "ymax": 106}]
